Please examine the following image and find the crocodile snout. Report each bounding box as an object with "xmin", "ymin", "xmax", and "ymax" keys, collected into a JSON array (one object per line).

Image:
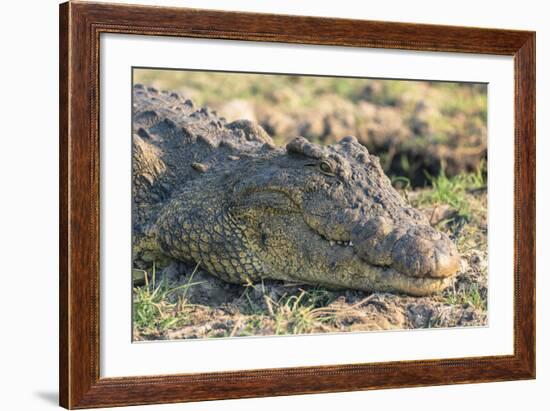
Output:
[{"xmin": 351, "ymin": 216, "xmax": 460, "ymax": 278}]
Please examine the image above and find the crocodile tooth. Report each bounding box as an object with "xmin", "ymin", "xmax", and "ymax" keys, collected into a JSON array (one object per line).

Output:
[
  {"xmin": 348, "ymin": 241, "xmax": 354, "ymax": 247},
  {"xmin": 329, "ymin": 240, "xmax": 335, "ymax": 246}
]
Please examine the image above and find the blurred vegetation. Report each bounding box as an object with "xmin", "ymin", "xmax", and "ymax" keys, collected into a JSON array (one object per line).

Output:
[
  {"xmin": 134, "ymin": 69, "xmax": 486, "ymax": 115},
  {"xmin": 134, "ymin": 68, "xmax": 487, "ymax": 186}
]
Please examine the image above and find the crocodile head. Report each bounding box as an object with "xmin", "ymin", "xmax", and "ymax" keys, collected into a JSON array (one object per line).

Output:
[
  {"xmin": 221, "ymin": 136, "xmax": 460, "ymax": 296},
  {"xmin": 156, "ymin": 135, "xmax": 460, "ymax": 296}
]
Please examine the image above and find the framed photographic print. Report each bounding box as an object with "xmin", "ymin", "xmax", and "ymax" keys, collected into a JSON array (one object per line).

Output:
[{"xmin": 59, "ymin": 1, "xmax": 535, "ymax": 408}]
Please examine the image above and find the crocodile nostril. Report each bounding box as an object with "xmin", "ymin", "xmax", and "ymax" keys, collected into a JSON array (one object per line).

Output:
[
  {"xmin": 432, "ymin": 241, "xmax": 461, "ymax": 278},
  {"xmin": 390, "ymin": 227, "xmax": 460, "ymax": 278}
]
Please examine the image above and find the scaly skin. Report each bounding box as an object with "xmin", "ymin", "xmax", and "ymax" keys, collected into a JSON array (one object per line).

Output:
[{"xmin": 132, "ymin": 85, "xmax": 460, "ymax": 296}]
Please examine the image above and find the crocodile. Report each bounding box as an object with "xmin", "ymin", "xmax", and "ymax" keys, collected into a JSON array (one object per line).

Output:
[{"xmin": 132, "ymin": 84, "xmax": 460, "ymax": 296}]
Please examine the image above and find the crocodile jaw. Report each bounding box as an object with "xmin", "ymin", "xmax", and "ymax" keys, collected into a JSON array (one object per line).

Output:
[
  {"xmin": 350, "ymin": 216, "xmax": 461, "ymax": 279},
  {"xmin": 302, "ymin": 211, "xmax": 460, "ymax": 290},
  {"xmin": 308, "ymin": 238, "xmax": 455, "ymax": 296}
]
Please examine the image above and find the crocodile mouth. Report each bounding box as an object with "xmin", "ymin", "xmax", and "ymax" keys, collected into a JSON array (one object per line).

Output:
[
  {"xmin": 241, "ymin": 189, "xmax": 460, "ymax": 287},
  {"xmin": 350, "ymin": 216, "xmax": 460, "ymax": 280},
  {"xmin": 308, "ymin": 214, "xmax": 460, "ymax": 282},
  {"xmin": 310, "ymin": 229, "xmax": 454, "ymax": 296}
]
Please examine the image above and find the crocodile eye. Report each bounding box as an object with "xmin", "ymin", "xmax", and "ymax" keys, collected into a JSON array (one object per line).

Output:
[{"xmin": 319, "ymin": 160, "xmax": 334, "ymax": 175}]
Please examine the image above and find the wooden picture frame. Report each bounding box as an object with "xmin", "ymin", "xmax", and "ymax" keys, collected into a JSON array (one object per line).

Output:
[{"xmin": 59, "ymin": 1, "xmax": 535, "ymax": 408}]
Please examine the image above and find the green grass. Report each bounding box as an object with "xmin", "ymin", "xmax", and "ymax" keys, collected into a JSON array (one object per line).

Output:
[
  {"xmin": 272, "ymin": 289, "xmax": 339, "ymax": 335},
  {"xmin": 417, "ymin": 161, "xmax": 486, "ymax": 221},
  {"xmin": 236, "ymin": 281, "xmax": 340, "ymax": 335},
  {"xmin": 443, "ymin": 268, "xmax": 488, "ymax": 311},
  {"xmin": 133, "ymin": 262, "xmax": 205, "ymax": 334}
]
